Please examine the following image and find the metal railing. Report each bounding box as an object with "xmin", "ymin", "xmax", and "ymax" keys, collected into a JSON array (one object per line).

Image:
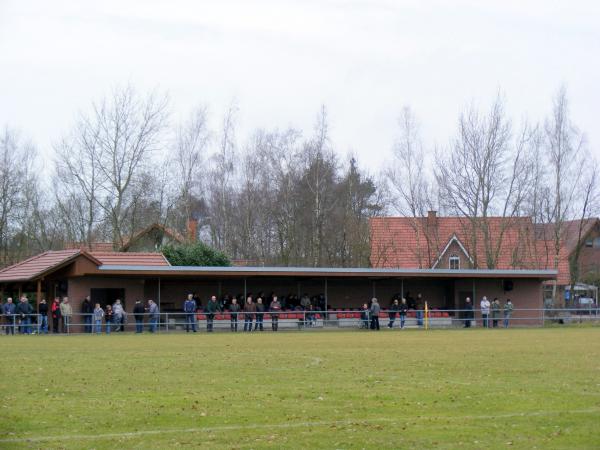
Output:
[{"xmin": 0, "ymin": 307, "xmax": 598, "ymax": 335}]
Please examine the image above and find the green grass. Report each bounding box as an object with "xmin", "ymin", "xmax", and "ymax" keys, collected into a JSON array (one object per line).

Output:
[{"xmin": 1, "ymin": 328, "xmax": 599, "ymax": 449}]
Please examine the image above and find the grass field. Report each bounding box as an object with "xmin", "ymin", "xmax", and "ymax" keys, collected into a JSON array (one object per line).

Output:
[{"xmin": 1, "ymin": 328, "xmax": 599, "ymax": 449}]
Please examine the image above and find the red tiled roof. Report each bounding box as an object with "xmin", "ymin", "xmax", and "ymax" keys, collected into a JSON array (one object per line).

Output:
[
  {"xmin": 370, "ymin": 216, "xmax": 538, "ymax": 270},
  {"xmin": 90, "ymin": 252, "xmax": 170, "ymax": 266},
  {"xmin": 0, "ymin": 249, "xmax": 170, "ymax": 282},
  {"xmin": 0, "ymin": 250, "xmax": 100, "ymax": 282}
]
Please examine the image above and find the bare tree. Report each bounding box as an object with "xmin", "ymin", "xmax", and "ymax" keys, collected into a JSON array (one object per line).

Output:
[
  {"xmin": 544, "ymin": 86, "xmax": 586, "ymax": 305},
  {"xmin": 173, "ymin": 106, "xmax": 210, "ymax": 227},
  {"xmin": 436, "ymin": 95, "xmax": 534, "ymax": 268}
]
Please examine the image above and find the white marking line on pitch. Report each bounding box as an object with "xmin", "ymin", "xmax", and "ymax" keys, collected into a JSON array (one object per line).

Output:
[{"xmin": 1, "ymin": 408, "xmax": 598, "ymax": 444}]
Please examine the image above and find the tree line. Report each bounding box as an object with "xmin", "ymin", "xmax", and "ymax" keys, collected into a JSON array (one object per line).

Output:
[{"xmin": 0, "ymin": 85, "xmax": 596, "ymax": 276}]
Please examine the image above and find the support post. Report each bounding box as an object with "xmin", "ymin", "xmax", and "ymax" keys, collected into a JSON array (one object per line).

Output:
[
  {"xmin": 158, "ymin": 277, "xmax": 161, "ymax": 333},
  {"xmin": 36, "ymin": 279, "xmax": 42, "ymax": 309}
]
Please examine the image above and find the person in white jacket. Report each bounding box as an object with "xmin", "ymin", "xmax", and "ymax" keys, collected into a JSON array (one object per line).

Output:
[{"xmin": 480, "ymin": 296, "xmax": 491, "ymax": 328}]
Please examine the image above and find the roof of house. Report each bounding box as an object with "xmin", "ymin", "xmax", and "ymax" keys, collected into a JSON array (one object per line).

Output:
[
  {"xmin": 120, "ymin": 223, "xmax": 186, "ymax": 251},
  {"xmin": 370, "ymin": 216, "xmax": 536, "ymax": 270},
  {"xmin": 0, "ymin": 249, "xmax": 170, "ymax": 282},
  {"xmin": 0, "ymin": 249, "xmax": 101, "ymax": 282},
  {"xmin": 96, "ymin": 264, "xmax": 556, "ymax": 279}
]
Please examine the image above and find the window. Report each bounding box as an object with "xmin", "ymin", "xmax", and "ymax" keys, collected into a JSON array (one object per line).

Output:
[{"xmin": 449, "ymin": 254, "xmax": 460, "ymax": 270}]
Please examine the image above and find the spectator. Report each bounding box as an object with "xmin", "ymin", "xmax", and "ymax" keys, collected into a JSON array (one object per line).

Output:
[
  {"xmin": 51, "ymin": 297, "xmax": 61, "ymax": 334},
  {"xmin": 81, "ymin": 296, "xmax": 93, "ymax": 333},
  {"xmin": 415, "ymin": 293, "xmax": 424, "ymax": 327},
  {"xmin": 503, "ymin": 299, "xmax": 514, "ymax": 328},
  {"xmin": 183, "ymin": 294, "xmax": 197, "ymax": 333},
  {"xmin": 148, "ymin": 300, "xmax": 159, "ymax": 333},
  {"xmin": 370, "ymin": 298, "xmax": 380, "ymax": 330},
  {"xmin": 300, "ymin": 293, "xmax": 311, "ymax": 310},
  {"xmin": 243, "ymin": 297, "xmax": 256, "ymax": 332},
  {"xmin": 269, "ymin": 296, "xmax": 282, "ymax": 331},
  {"xmin": 93, "ymin": 303, "xmax": 104, "ymax": 334},
  {"xmin": 399, "ymin": 298, "xmax": 408, "ymax": 329},
  {"xmin": 491, "ymin": 298, "xmax": 501, "ymax": 328},
  {"xmin": 60, "ymin": 297, "xmax": 73, "ymax": 334},
  {"xmin": 133, "ymin": 300, "xmax": 145, "ymax": 333},
  {"xmin": 113, "ymin": 299, "xmax": 125, "ymax": 332},
  {"xmin": 255, "ymin": 297, "xmax": 265, "ymax": 331},
  {"xmin": 464, "ymin": 297, "xmax": 474, "ymax": 328},
  {"xmin": 16, "ymin": 296, "xmax": 33, "ymax": 334},
  {"xmin": 38, "ymin": 299, "xmax": 48, "ymax": 334},
  {"xmin": 3, "ymin": 297, "xmax": 16, "ymax": 335},
  {"xmin": 105, "ymin": 304, "xmax": 114, "ymax": 334},
  {"xmin": 480, "ymin": 296, "xmax": 491, "ymax": 328},
  {"xmin": 229, "ymin": 297, "xmax": 240, "ymax": 332},
  {"xmin": 388, "ymin": 298, "xmax": 399, "ymax": 328},
  {"xmin": 205, "ymin": 295, "xmax": 219, "ymax": 332},
  {"xmin": 360, "ymin": 303, "xmax": 370, "ymax": 329}
]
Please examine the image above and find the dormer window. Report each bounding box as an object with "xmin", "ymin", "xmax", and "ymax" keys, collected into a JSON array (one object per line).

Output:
[{"xmin": 449, "ymin": 254, "xmax": 460, "ymax": 270}]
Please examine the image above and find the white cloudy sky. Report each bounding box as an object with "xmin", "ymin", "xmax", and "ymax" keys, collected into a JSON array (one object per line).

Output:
[{"xmin": 0, "ymin": 0, "xmax": 598, "ymax": 171}]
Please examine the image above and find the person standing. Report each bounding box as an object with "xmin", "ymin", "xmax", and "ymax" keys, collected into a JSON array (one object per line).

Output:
[
  {"xmin": 93, "ymin": 303, "xmax": 104, "ymax": 334},
  {"xmin": 503, "ymin": 299, "xmax": 514, "ymax": 328},
  {"xmin": 133, "ymin": 300, "xmax": 145, "ymax": 333},
  {"xmin": 147, "ymin": 300, "xmax": 159, "ymax": 333},
  {"xmin": 255, "ymin": 297, "xmax": 265, "ymax": 331},
  {"xmin": 113, "ymin": 299, "xmax": 125, "ymax": 332},
  {"xmin": 60, "ymin": 297, "xmax": 73, "ymax": 334},
  {"xmin": 16, "ymin": 296, "xmax": 33, "ymax": 334},
  {"xmin": 269, "ymin": 295, "xmax": 282, "ymax": 331},
  {"xmin": 464, "ymin": 297, "xmax": 474, "ymax": 328},
  {"xmin": 388, "ymin": 298, "xmax": 399, "ymax": 328},
  {"xmin": 399, "ymin": 298, "xmax": 408, "ymax": 329},
  {"xmin": 370, "ymin": 298, "xmax": 380, "ymax": 330},
  {"xmin": 81, "ymin": 296, "xmax": 93, "ymax": 333},
  {"xmin": 205, "ymin": 295, "xmax": 219, "ymax": 332},
  {"xmin": 229, "ymin": 297, "xmax": 240, "ymax": 332},
  {"xmin": 243, "ymin": 297, "xmax": 256, "ymax": 332},
  {"xmin": 51, "ymin": 297, "xmax": 61, "ymax": 334},
  {"xmin": 491, "ymin": 298, "xmax": 501, "ymax": 328},
  {"xmin": 38, "ymin": 299, "xmax": 49, "ymax": 334},
  {"xmin": 480, "ymin": 296, "xmax": 491, "ymax": 328},
  {"xmin": 105, "ymin": 304, "xmax": 114, "ymax": 334},
  {"xmin": 415, "ymin": 293, "xmax": 424, "ymax": 327},
  {"xmin": 3, "ymin": 297, "xmax": 16, "ymax": 335},
  {"xmin": 183, "ymin": 294, "xmax": 197, "ymax": 333}
]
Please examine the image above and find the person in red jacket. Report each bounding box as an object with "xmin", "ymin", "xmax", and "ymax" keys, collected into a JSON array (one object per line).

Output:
[{"xmin": 51, "ymin": 297, "xmax": 61, "ymax": 334}]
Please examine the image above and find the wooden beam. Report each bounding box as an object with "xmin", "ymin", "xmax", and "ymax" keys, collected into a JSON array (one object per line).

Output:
[{"xmin": 36, "ymin": 279, "xmax": 42, "ymax": 308}]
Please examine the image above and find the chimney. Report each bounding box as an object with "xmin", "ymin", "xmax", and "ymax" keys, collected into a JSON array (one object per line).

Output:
[
  {"xmin": 186, "ymin": 218, "xmax": 198, "ymax": 243},
  {"xmin": 427, "ymin": 210, "xmax": 438, "ymax": 227}
]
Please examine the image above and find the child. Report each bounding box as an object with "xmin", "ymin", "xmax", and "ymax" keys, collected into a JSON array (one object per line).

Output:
[
  {"xmin": 93, "ymin": 303, "xmax": 104, "ymax": 334},
  {"xmin": 105, "ymin": 304, "xmax": 114, "ymax": 334}
]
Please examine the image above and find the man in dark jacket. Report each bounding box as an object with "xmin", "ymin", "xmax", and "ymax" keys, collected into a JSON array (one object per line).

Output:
[
  {"xmin": 205, "ymin": 295, "xmax": 219, "ymax": 332},
  {"xmin": 229, "ymin": 297, "xmax": 241, "ymax": 332},
  {"xmin": 38, "ymin": 299, "xmax": 49, "ymax": 334},
  {"xmin": 81, "ymin": 296, "xmax": 93, "ymax": 333},
  {"xmin": 3, "ymin": 298, "xmax": 16, "ymax": 335},
  {"xmin": 388, "ymin": 298, "xmax": 399, "ymax": 328},
  {"xmin": 183, "ymin": 294, "xmax": 197, "ymax": 333},
  {"xmin": 463, "ymin": 297, "xmax": 474, "ymax": 328},
  {"xmin": 133, "ymin": 300, "xmax": 145, "ymax": 333},
  {"xmin": 16, "ymin": 296, "xmax": 33, "ymax": 334},
  {"xmin": 244, "ymin": 297, "xmax": 256, "ymax": 332},
  {"xmin": 255, "ymin": 298, "xmax": 265, "ymax": 331},
  {"xmin": 399, "ymin": 298, "xmax": 408, "ymax": 329}
]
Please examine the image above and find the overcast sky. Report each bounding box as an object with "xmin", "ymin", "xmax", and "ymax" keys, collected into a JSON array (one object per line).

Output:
[{"xmin": 1, "ymin": 0, "xmax": 598, "ymax": 172}]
